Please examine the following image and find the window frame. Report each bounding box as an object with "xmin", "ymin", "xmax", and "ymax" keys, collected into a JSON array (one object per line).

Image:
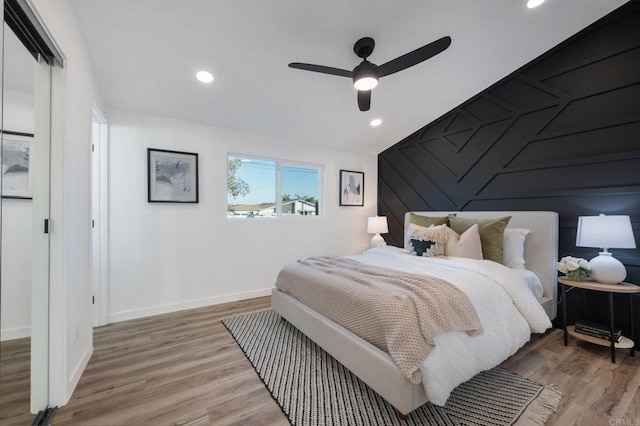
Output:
[{"xmin": 227, "ymin": 152, "xmax": 324, "ymax": 219}]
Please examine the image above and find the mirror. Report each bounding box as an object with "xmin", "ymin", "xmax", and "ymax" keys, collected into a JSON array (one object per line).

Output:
[{"xmin": 0, "ymin": 21, "xmax": 41, "ymax": 424}]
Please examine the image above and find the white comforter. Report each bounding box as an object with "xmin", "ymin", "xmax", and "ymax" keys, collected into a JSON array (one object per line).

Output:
[{"xmin": 347, "ymin": 246, "xmax": 552, "ymax": 406}]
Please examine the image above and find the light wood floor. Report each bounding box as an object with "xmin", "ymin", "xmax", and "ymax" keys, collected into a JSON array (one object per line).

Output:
[
  {"xmin": 0, "ymin": 337, "xmax": 32, "ymax": 425},
  {"xmin": 3, "ymin": 297, "xmax": 639, "ymax": 425}
]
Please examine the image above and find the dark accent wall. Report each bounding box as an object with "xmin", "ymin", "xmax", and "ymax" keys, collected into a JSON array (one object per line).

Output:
[{"xmin": 378, "ymin": 3, "xmax": 640, "ymax": 334}]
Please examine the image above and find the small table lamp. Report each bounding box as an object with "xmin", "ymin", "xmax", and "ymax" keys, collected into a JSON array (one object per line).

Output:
[
  {"xmin": 576, "ymin": 214, "xmax": 636, "ymax": 284},
  {"xmin": 368, "ymin": 216, "xmax": 388, "ymax": 248}
]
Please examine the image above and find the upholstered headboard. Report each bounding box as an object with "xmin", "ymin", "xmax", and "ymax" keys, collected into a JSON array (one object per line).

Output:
[{"xmin": 404, "ymin": 211, "xmax": 559, "ymax": 320}]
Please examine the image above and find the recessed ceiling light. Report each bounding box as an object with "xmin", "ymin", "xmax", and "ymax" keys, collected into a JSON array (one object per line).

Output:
[
  {"xmin": 196, "ymin": 70, "xmax": 214, "ymax": 83},
  {"xmin": 527, "ymin": 0, "xmax": 545, "ymax": 8},
  {"xmin": 370, "ymin": 119, "xmax": 382, "ymax": 127}
]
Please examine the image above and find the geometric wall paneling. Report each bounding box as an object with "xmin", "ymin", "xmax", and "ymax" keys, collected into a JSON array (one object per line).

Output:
[
  {"xmin": 442, "ymin": 112, "xmax": 475, "ymax": 136},
  {"xmin": 444, "ymin": 128, "xmax": 475, "ymax": 151},
  {"xmin": 462, "ymin": 109, "xmax": 559, "ymax": 197},
  {"xmin": 463, "ymin": 96, "xmax": 512, "ymax": 123},
  {"xmin": 507, "ymin": 122, "xmax": 640, "ymax": 168},
  {"xmin": 378, "ymin": 162, "xmax": 421, "ymax": 247},
  {"xmin": 427, "ymin": 120, "xmax": 512, "ymax": 181},
  {"xmin": 541, "ymin": 83, "xmax": 640, "ymax": 135},
  {"xmin": 378, "ymin": 2, "xmax": 640, "ymax": 335},
  {"xmin": 480, "ymin": 158, "xmax": 640, "ymax": 199},
  {"xmin": 489, "ymin": 78, "xmax": 560, "ymax": 110},
  {"xmin": 378, "ymin": 155, "xmax": 428, "ymax": 213},
  {"xmin": 464, "ymin": 192, "xmax": 640, "ymax": 218},
  {"xmin": 542, "ymin": 47, "xmax": 640, "ymax": 95},
  {"xmin": 523, "ymin": 7, "xmax": 640, "ymax": 80},
  {"xmin": 416, "ymin": 114, "xmax": 456, "ymax": 143},
  {"xmin": 382, "ymin": 148, "xmax": 456, "ymax": 210}
]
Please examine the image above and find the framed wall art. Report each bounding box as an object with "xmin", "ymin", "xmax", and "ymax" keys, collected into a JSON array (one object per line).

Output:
[
  {"xmin": 2, "ymin": 132, "xmax": 34, "ymax": 199},
  {"xmin": 148, "ymin": 148, "xmax": 199, "ymax": 203},
  {"xmin": 339, "ymin": 169, "xmax": 364, "ymax": 206}
]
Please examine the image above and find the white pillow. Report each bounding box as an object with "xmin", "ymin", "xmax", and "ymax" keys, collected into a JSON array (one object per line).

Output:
[
  {"xmin": 443, "ymin": 224, "xmax": 483, "ymax": 260},
  {"xmin": 407, "ymin": 223, "xmax": 428, "ymax": 239},
  {"xmin": 503, "ymin": 228, "xmax": 530, "ymax": 269}
]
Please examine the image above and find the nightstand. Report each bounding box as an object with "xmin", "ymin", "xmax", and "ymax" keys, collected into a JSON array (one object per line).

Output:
[{"xmin": 559, "ymin": 277, "xmax": 640, "ymax": 363}]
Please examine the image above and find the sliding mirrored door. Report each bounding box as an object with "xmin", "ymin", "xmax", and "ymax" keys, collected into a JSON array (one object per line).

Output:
[
  {"xmin": 0, "ymin": 19, "xmax": 42, "ymax": 424},
  {"xmin": 0, "ymin": 0, "xmax": 59, "ymax": 420}
]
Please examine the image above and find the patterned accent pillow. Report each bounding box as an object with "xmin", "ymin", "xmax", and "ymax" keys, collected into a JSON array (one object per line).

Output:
[
  {"xmin": 410, "ymin": 239, "xmax": 433, "ymax": 257},
  {"xmin": 408, "ymin": 223, "xmax": 447, "ymax": 256}
]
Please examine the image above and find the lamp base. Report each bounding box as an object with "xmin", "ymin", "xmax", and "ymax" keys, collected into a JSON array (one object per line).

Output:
[
  {"xmin": 589, "ymin": 252, "xmax": 626, "ymax": 284},
  {"xmin": 370, "ymin": 233, "xmax": 386, "ymax": 248}
]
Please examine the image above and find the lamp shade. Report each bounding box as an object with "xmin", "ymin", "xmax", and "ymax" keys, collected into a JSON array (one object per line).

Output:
[
  {"xmin": 367, "ymin": 216, "xmax": 388, "ymax": 234},
  {"xmin": 353, "ymin": 61, "xmax": 379, "ymax": 91},
  {"xmin": 576, "ymin": 214, "xmax": 636, "ymax": 249}
]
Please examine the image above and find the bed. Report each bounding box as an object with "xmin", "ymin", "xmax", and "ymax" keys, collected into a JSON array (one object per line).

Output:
[{"xmin": 271, "ymin": 211, "xmax": 558, "ymax": 416}]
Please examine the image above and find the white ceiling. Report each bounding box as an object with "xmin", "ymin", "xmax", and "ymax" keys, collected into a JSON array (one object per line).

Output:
[{"xmin": 71, "ymin": 0, "xmax": 626, "ymax": 153}]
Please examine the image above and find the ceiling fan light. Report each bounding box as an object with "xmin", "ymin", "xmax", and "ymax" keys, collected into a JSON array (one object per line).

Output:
[
  {"xmin": 354, "ymin": 77, "xmax": 378, "ymax": 91},
  {"xmin": 526, "ymin": 0, "xmax": 545, "ymax": 8},
  {"xmin": 353, "ymin": 61, "xmax": 379, "ymax": 91},
  {"xmin": 196, "ymin": 70, "xmax": 214, "ymax": 83}
]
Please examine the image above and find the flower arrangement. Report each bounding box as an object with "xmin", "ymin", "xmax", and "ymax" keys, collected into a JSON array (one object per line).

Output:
[{"xmin": 557, "ymin": 256, "xmax": 591, "ymax": 281}]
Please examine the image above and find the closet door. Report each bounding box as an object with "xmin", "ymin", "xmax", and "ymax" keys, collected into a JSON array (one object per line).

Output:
[
  {"xmin": 30, "ymin": 52, "xmax": 52, "ymax": 414},
  {"xmin": 0, "ymin": 17, "xmax": 43, "ymax": 421},
  {"xmin": 0, "ymin": 1, "xmax": 57, "ymax": 419}
]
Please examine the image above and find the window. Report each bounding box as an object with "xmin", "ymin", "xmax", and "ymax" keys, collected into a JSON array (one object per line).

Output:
[{"xmin": 227, "ymin": 154, "xmax": 322, "ymax": 218}]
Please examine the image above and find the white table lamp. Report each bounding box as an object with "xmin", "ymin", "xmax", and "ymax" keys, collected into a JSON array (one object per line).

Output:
[
  {"xmin": 368, "ymin": 216, "xmax": 388, "ymax": 248},
  {"xmin": 576, "ymin": 214, "xmax": 636, "ymax": 284}
]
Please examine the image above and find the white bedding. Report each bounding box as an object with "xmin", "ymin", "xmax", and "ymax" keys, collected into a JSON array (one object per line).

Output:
[
  {"xmin": 513, "ymin": 268, "xmax": 544, "ymax": 299},
  {"xmin": 347, "ymin": 246, "xmax": 552, "ymax": 406}
]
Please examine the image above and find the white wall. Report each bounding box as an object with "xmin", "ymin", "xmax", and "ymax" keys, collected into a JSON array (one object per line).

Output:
[
  {"xmin": 108, "ymin": 109, "xmax": 378, "ymax": 322},
  {"xmin": 25, "ymin": 0, "xmax": 376, "ymax": 408},
  {"xmin": 3, "ymin": 90, "xmax": 34, "ymax": 132},
  {"xmin": 0, "ymin": 90, "xmax": 35, "ymax": 341},
  {"xmin": 31, "ymin": 0, "xmax": 105, "ymax": 406}
]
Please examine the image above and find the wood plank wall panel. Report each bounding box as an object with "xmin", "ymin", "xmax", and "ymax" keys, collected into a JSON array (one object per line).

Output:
[{"xmin": 378, "ymin": 3, "xmax": 640, "ymax": 334}]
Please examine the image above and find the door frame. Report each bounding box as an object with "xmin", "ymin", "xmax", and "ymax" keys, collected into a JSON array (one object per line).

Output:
[
  {"xmin": 30, "ymin": 53, "xmax": 52, "ymax": 415},
  {"xmin": 91, "ymin": 105, "xmax": 108, "ymax": 327}
]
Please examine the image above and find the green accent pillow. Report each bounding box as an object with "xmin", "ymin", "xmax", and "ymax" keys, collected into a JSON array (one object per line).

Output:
[
  {"xmin": 409, "ymin": 213, "xmax": 448, "ymax": 228},
  {"xmin": 448, "ymin": 216, "xmax": 512, "ymax": 264}
]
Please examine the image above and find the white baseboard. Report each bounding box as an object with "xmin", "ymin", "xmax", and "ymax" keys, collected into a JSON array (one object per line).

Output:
[
  {"xmin": 1, "ymin": 326, "xmax": 31, "ymax": 341},
  {"xmin": 68, "ymin": 344, "xmax": 93, "ymax": 403},
  {"xmin": 108, "ymin": 287, "xmax": 273, "ymax": 324}
]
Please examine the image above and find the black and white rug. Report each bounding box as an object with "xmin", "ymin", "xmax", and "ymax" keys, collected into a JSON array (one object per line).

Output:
[{"xmin": 223, "ymin": 310, "xmax": 560, "ymax": 426}]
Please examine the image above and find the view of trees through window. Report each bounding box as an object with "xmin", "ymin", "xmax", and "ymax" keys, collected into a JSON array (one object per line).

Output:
[{"xmin": 227, "ymin": 155, "xmax": 321, "ymax": 218}]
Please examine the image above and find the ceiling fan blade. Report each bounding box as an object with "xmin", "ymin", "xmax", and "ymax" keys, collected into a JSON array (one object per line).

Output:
[
  {"xmin": 288, "ymin": 62, "xmax": 353, "ymax": 78},
  {"xmin": 358, "ymin": 90, "xmax": 371, "ymax": 111},
  {"xmin": 378, "ymin": 36, "xmax": 451, "ymax": 77}
]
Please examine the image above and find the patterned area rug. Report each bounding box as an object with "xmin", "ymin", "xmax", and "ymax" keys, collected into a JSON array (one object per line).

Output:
[{"xmin": 223, "ymin": 310, "xmax": 560, "ymax": 426}]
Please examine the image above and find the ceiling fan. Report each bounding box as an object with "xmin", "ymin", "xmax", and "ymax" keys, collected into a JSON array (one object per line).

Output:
[{"xmin": 289, "ymin": 36, "xmax": 451, "ymax": 111}]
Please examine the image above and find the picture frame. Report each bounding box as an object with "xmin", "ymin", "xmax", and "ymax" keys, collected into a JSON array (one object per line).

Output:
[
  {"xmin": 1, "ymin": 132, "xmax": 34, "ymax": 199},
  {"xmin": 339, "ymin": 169, "xmax": 364, "ymax": 206},
  {"xmin": 148, "ymin": 148, "xmax": 199, "ymax": 203}
]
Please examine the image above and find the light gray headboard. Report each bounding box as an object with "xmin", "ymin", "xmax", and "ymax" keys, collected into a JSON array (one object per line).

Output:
[{"xmin": 404, "ymin": 211, "xmax": 559, "ymax": 320}]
